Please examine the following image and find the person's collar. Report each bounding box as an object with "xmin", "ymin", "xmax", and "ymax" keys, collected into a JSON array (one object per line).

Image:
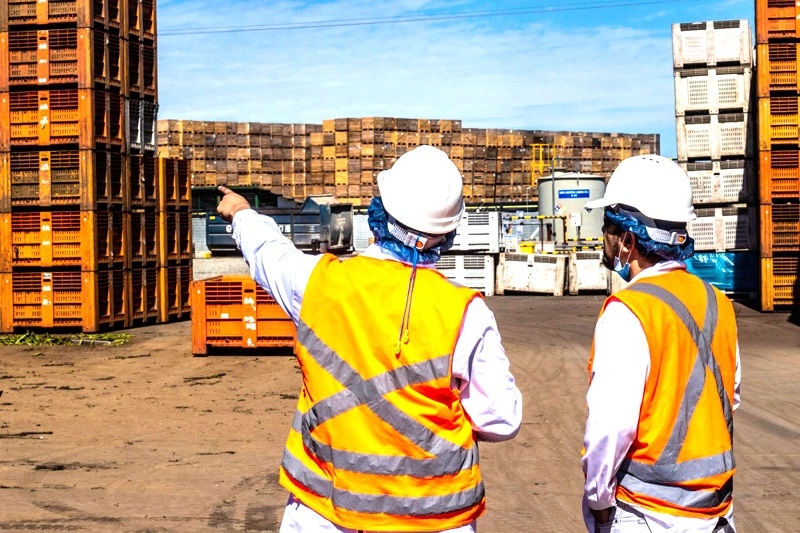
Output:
[
  {"xmin": 628, "ymin": 259, "xmax": 687, "ymax": 283},
  {"xmin": 360, "ymin": 244, "xmax": 437, "ymax": 267}
]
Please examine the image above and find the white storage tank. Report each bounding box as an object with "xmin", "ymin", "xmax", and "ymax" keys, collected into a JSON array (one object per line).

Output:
[{"xmin": 537, "ymin": 172, "xmax": 606, "ymax": 241}]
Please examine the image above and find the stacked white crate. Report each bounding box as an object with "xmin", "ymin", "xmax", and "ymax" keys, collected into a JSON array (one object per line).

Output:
[
  {"xmin": 437, "ymin": 211, "xmax": 501, "ymax": 295},
  {"xmin": 673, "ymin": 20, "xmax": 757, "ymax": 254}
]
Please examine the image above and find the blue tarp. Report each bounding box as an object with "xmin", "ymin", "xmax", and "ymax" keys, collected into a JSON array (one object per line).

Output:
[{"xmin": 686, "ymin": 252, "xmax": 757, "ymax": 294}]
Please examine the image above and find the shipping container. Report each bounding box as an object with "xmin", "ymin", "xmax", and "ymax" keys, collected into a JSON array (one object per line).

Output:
[
  {"xmin": 0, "ymin": 150, "xmax": 126, "ymax": 209},
  {"xmin": 190, "ymin": 275, "xmax": 296, "ymax": 356},
  {"xmin": 0, "ymin": 268, "xmax": 128, "ymax": 332},
  {"xmin": 0, "ymin": 208, "xmax": 127, "ymax": 270},
  {"xmin": 759, "ymin": 148, "xmax": 800, "ymax": 201},
  {"xmin": 1, "ymin": 89, "xmax": 125, "ymax": 149},
  {"xmin": 0, "ymin": 28, "xmax": 123, "ymax": 91},
  {"xmin": 1, "ymin": 0, "xmax": 124, "ymax": 31},
  {"xmin": 672, "ymin": 20, "xmax": 753, "ymax": 68}
]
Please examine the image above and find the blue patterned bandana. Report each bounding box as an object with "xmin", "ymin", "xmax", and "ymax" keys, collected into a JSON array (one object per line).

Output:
[{"xmin": 367, "ymin": 197, "xmax": 456, "ymax": 264}]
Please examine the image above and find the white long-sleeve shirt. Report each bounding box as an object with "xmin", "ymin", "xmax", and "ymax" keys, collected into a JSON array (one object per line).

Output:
[
  {"xmin": 582, "ymin": 261, "xmax": 741, "ymax": 532},
  {"xmin": 232, "ymin": 209, "xmax": 523, "ymax": 533}
]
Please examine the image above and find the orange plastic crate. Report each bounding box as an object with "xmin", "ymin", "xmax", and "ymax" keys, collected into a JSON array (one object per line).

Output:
[
  {"xmin": 158, "ymin": 157, "xmax": 192, "ymax": 210},
  {"xmin": 0, "ymin": 150, "xmax": 127, "ymax": 209},
  {"xmin": 0, "ymin": 209, "xmax": 127, "ymax": 270},
  {"xmin": 127, "ymin": 0, "xmax": 156, "ymax": 41},
  {"xmin": 759, "ymin": 149, "xmax": 800, "ymax": 201},
  {"xmin": 760, "ymin": 255, "xmax": 799, "ymax": 310},
  {"xmin": 1, "ymin": 89, "xmax": 125, "ymax": 149},
  {"xmin": 757, "ymin": 42, "xmax": 800, "ymax": 96},
  {"xmin": 758, "ymin": 96, "xmax": 800, "ymax": 149},
  {"xmin": 127, "ymin": 98, "xmax": 157, "ymax": 152},
  {"xmin": 191, "ymin": 275, "xmax": 296, "ymax": 355},
  {"xmin": 129, "ymin": 153, "xmax": 158, "ymax": 207},
  {"xmin": 158, "ymin": 264, "xmax": 191, "ymax": 323},
  {"xmin": 158, "ymin": 209, "xmax": 192, "ymax": 266},
  {"xmin": 756, "ymin": 0, "xmax": 800, "ymax": 43},
  {"xmin": 2, "ymin": 0, "xmax": 124, "ymax": 31},
  {"xmin": 128, "ymin": 266, "xmax": 158, "ymax": 325},
  {"xmin": 126, "ymin": 40, "xmax": 157, "ymax": 98},
  {"xmin": 0, "ymin": 268, "xmax": 127, "ymax": 332},
  {"xmin": 1, "ymin": 28, "xmax": 123, "ymax": 91},
  {"xmin": 760, "ymin": 203, "xmax": 800, "ymax": 257},
  {"xmin": 129, "ymin": 207, "xmax": 159, "ymax": 264}
]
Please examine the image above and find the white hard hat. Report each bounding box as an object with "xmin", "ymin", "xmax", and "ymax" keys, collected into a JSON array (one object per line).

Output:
[
  {"xmin": 377, "ymin": 145, "xmax": 465, "ymax": 235},
  {"xmin": 584, "ymin": 154, "xmax": 696, "ymax": 222}
]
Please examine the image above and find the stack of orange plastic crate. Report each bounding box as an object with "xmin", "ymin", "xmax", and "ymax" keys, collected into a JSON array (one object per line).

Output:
[
  {"xmin": 0, "ymin": 0, "xmax": 189, "ymax": 332},
  {"xmin": 756, "ymin": 0, "xmax": 800, "ymax": 310}
]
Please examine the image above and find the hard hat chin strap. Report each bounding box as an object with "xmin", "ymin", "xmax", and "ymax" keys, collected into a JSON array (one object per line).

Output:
[{"xmin": 387, "ymin": 216, "xmax": 445, "ymax": 251}]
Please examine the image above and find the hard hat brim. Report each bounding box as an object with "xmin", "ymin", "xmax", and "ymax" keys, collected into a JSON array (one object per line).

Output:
[{"xmin": 584, "ymin": 197, "xmax": 614, "ymax": 211}]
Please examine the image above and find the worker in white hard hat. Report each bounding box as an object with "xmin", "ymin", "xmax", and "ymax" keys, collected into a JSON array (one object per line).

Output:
[
  {"xmin": 580, "ymin": 154, "xmax": 741, "ymax": 533},
  {"xmin": 217, "ymin": 144, "xmax": 522, "ymax": 533}
]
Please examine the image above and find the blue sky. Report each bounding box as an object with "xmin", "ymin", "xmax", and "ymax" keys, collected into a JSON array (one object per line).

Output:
[{"xmin": 156, "ymin": 0, "xmax": 755, "ymax": 158}]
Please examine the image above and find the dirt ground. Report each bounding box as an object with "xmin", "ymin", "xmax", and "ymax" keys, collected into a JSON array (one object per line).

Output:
[{"xmin": 1, "ymin": 292, "xmax": 799, "ymax": 532}]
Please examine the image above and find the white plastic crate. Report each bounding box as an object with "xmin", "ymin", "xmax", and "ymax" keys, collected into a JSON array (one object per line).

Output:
[
  {"xmin": 674, "ymin": 66, "xmax": 752, "ymax": 116},
  {"xmin": 672, "ymin": 20, "xmax": 752, "ymax": 68},
  {"xmin": 681, "ymin": 159, "xmax": 754, "ymax": 204},
  {"xmin": 495, "ymin": 253, "xmax": 567, "ymax": 297},
  {"xmin": 688, "ymin": 206, "xmax": 755, "ymax": 252},
  {"xmin": 450, "ymin": 212, "xmax": 501, "ymax": 253},
  {"xmin": 676, "ymin": 112, "xmax": 752, "ymax": 160},
  {"xmin": 435, "ymin": 254, "xmax": 496, "ymax": 296},
  {"xmin": 568, "ymin": 251, "xmax": 609, "ymax": 295}
]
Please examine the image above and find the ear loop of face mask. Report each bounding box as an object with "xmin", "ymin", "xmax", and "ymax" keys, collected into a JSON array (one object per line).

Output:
[{"xmin": 614, "ymin": 231, "xmax": 634, "ymax": 281}]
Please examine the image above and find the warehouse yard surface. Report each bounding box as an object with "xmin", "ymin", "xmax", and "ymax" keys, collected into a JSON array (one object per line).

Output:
[{"xmin": 0, "ymin": 294, "xmax": 798, "ymax": 532}]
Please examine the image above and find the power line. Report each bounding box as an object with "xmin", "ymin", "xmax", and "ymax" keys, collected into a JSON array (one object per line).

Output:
[{"xmin": 160, "ymin": 0, "xmax": 704, "ymax": 36}]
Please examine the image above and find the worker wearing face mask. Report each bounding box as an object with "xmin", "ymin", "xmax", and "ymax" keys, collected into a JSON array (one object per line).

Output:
[
  {"xmin": 580, "ymin": 155, "xmax": 741, "ymax": 533},
  {"xmin": 217, "ymin": 144, "xmax": 522, "ymax": 533}
]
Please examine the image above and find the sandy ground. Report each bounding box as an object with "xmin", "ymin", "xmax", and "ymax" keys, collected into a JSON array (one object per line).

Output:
[{"xmin": 1, "ymin": 273, "xmax": 799, "ymax": 532}]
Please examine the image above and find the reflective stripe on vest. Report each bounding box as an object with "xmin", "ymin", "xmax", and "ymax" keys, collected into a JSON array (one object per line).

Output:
[
  {"xmin": 281, "ymin": 319, "xmax": 484, "ymax": 516},
  {"xmin": 616, "ymin": 281, "xmax": 735, "ymax": 508}
]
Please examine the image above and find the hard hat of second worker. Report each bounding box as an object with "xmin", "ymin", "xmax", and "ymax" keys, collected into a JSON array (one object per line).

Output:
[
  {"xmin": 377, "ymin": 145, "xmax": 465, "ymax": 236},
  {"xmin": 584, "ymin": 154, "xmax": 696, "ymax": 223}
]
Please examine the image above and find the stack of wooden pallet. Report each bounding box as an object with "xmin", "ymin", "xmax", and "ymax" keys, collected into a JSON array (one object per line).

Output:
[{"xmin": 158, "ymin": 118, "xmax": 660, "ymax": 206}]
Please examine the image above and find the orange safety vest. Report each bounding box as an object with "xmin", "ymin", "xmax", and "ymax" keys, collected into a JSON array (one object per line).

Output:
[
  {"xmin": 280, "ymin": 254, "xmax": 485, "ymax": 532},
  {"xmin": 590, "ymin": 270, "xmax": 738, "ymax": 519}
]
